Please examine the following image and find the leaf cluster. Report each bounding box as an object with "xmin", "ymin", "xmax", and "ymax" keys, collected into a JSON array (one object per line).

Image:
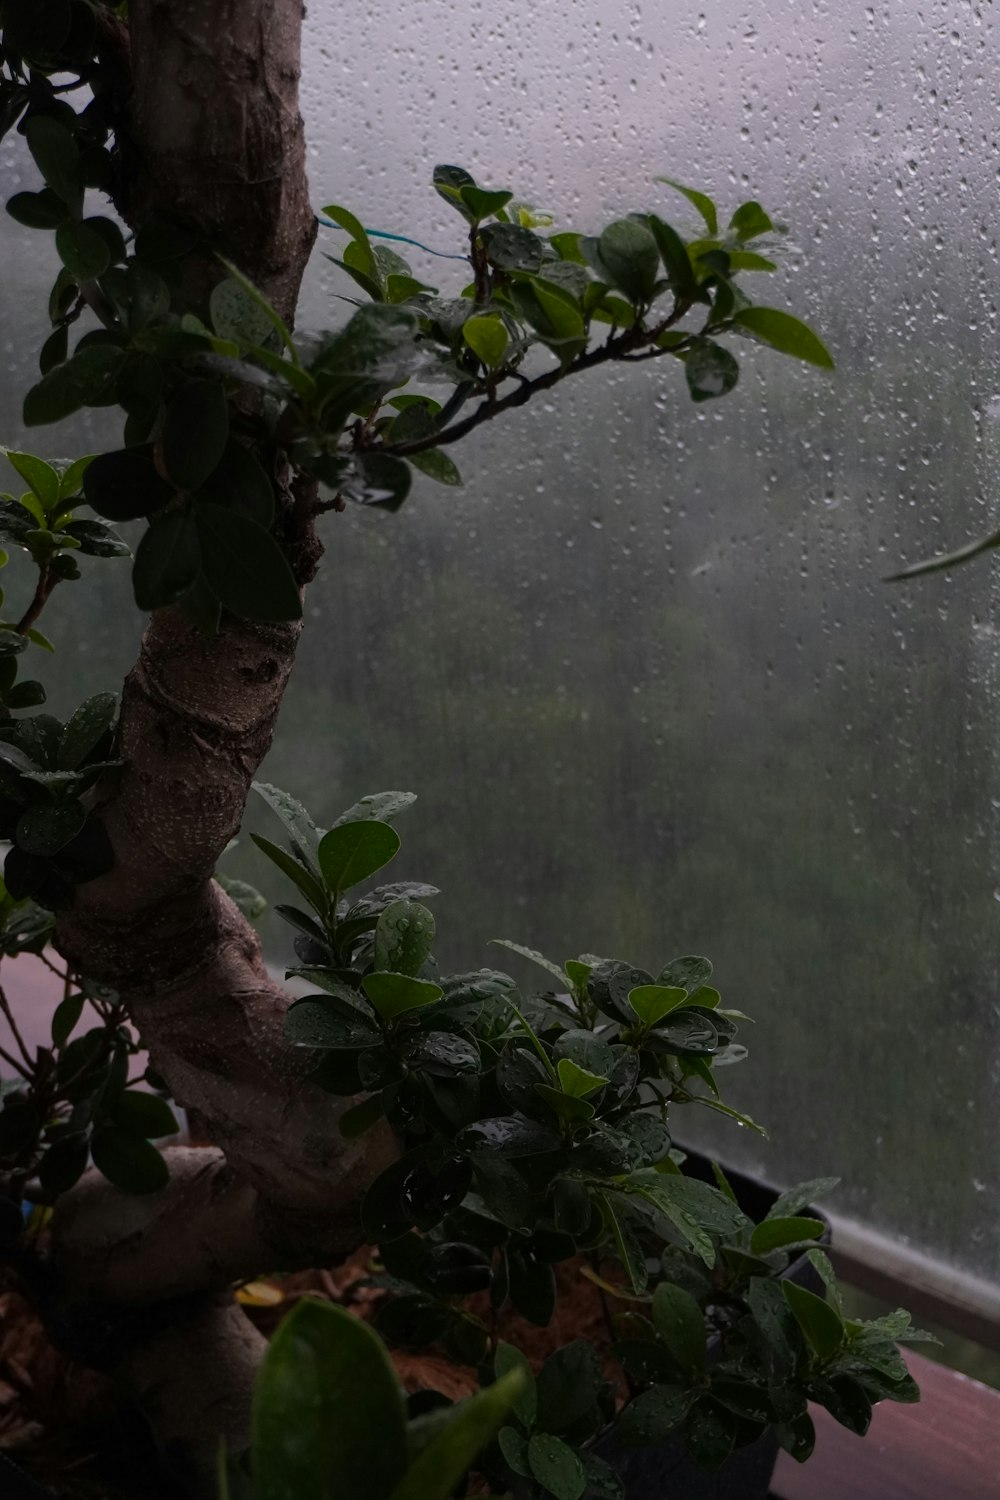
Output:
[
  {"xmin": 252, "ymin": 785, "xmax": 929, "ymax": 1490},
  {"xmin": 1, "ymin": 17, "xmax": 833, "ymax": 628},
  {"xmin": 0, "ymin": 959, "xmax": 177, "ymax": 1210},
  {"xmin": 0, "ymin": 689, "xmax": 120, "ymax": 907}
]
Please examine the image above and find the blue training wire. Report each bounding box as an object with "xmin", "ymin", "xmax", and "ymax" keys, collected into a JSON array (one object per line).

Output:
[{"xmin": 316, "ymin": 216, "xmax": 468, "ymax": 261}]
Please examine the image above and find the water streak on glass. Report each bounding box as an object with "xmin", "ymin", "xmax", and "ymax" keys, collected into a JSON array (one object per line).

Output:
[{"xmin": 0, "ymin": 0, "xmax": 997, "ymax": 1279}]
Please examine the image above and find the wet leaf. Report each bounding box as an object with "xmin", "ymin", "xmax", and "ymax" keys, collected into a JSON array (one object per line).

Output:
[
  {"xmin": 83, "ymin": 446, "xmax": 174, "ymax": 522},
  {"xmin": 252, "ymin": 1300, "xmax": 407, "ymax": 1500},
  {"xmin": 196, "ymin": 504, "xmax": 302, "ymax": 623},
  {"xmin": 132, "ymin": 510, "xmax": 201, "ymax": 611},
  {"xmin": 319, "ymin": 818, "xmax": 401, "ymax": 893},
  {"xmin": 162, "ymin": 381, "xmax": 230, "ymax": 490},
  {"xmin": 90, "ymin": 1126, "xmax": 168, "ymax": 1194},
  {"xmin": 527, "ymin": 1433, "xmax": 585, "ymax": 1500}
]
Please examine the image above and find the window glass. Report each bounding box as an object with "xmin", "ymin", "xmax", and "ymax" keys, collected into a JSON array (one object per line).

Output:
[{"xmin": 1, "ymin": 0, "xmax": 996, "ymax": 1280}]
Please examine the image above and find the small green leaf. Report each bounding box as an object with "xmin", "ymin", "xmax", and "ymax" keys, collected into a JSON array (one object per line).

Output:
[
  {"xmin": 732, "ymin": 306, "xmax": 834, "ymax": 369},
  {"xmin": 90, "ymin": 1126, "xmax": 169, "ymax": 1194},
  {"xmin": 51, "ymin": 992, "xmax": 84, "ymax": 1048},
  {"xmin": 651, "ymin": 1282, "xmax": 707, "ymax": 1377},
  {"xmin": 284, "ymin": 995, "xmax": 380, "ymax": 1050},
  {"xmin": 657, "ymin": 956, "xmax": 712, "ymax": 991},
  {"xmin": 729, "ymin": 250, "xmax": 777, "ymax": 273},
  {"xmin": 686, "ymin": 1398, "xmax": 736, "ymax": 1471},
  {"xmin": 1, "ymin": 450, "xmax": 60, "ymax": 511},
  {"xmin": 215, "ymin": 874, "xmax": 267, "ymax": 921},
  {"xmin": 460, "ymin": 184, "xmax": 514, "ymax": 222},
  {"xmin": 810, "ymin": 1375, "xmax": 873, "ymax": 1435},
  {"xmin": 388, "ymin": 1369, "xmax": 525, "ymax": 1500},
  {"xmin": 132, "ymin": 510, "xmax": 201, "ymax": 611},
  {"xmin": 408, "ymin": 448, "xmax": 462, "ymax": 486},
  {"xmin": 655, "ymin": 176, "xmax": 719, "ymax": 235},
  {"xmin": 457, "ymin": 1115, "xmax": 561, "ymax": 1158},
  {"xmin": 318, "ymin": 818, "xmax": 401, "ymax": 894},
  {"xmin": 782, "ymin": 1280, "xmax": 845, "ymax": 1360},
  {"xmin": 203, "ymin": 438, "xmax": 274, "ymax": 526},
  {"xmin": 24, "ymin": 114, "xmax": 79, "ymax": 205},
  {"xmin": 555, "ymin": 1056, "xmax": 607, "ymax": 1098},
  {"xmin": 56, "ymin": 454, "xmax": 95, "ymax": 503},
  {"xmin": 648, "ymin": 215, "xmax": 699, "ymax": 300},
  {"xmin": 195, "ymin": 504, "xmax": 302, "ymax": 623},
  {"xmin": 684, "ymin": 339, "xmax": 740, "ymax": 403},
  {"xmin": 374, "ymin": 899, "xmax": 435, "ymax": 977},
  {"xmin": 463, "ymin": 313, "xmax": 510, "ymax": 369},
  {"xmin": 16, "ymin": 800, "xmax": 87, "ymax": 856},
  {"xmin": 749, "ymin": 1276, "xmax": 799, "ymax": 1359},
  {"xmin": 433, "ymin": 164, "xmax": 477, "ymax": 220},
  {"xmin": 82, "ymin": 445, "xmax": 174, "ymax": 522},
  {"xmin": 750, "ymin": 1216, "xmax": 825, "ymax": 1255},
  {"xmin": 216, "ymin": 257, "xmax": 298, "ymax": 362},
  {"xmin": 623, "ymin": 1171, "xmax": 748, "ymax": 1267},
  {"xmin": 55, "ymin": 219, "xmax": 111, "ymax": 281},
  {"xmin": 777, "ymin": 1411, "xmax": 816, "ymax": 1463},
  {"xmin": 627, "ymin": 984, "xmax": 689, "ymax": 1026},
  {"xmin": 321, "ymin": 202, "xmax": 371, "ymax": 250},
  {"xmin": 767, "ymin": 1177, "xmax": 840, "ymax": 1219},
  {"xmin": 534, "ymin": 1084, "xmax": 595, "ymax": 1123},
  {"xmin": 8, "ymin": 188, "xmax": 68, "ymax": 231},
  {"xmin": 110, "ymin": 1089, "xmax": 179, "ymax": 1138},
  {"xmin": 251, "ymin": 782, "xmax": 321, "ymax": 865},
  {"xmin": 38, "ymin": 1132, "xmax": 89, "ymax": 1196},
  {"xmin": 362, "ymin": 971, "xmax": 443, "ymax": 1020},
  {"xmin": 598, "ymin": 1194, "xmax": 649, "ymax": 1294},
  {"xmin": 250, "ymin": 833, "xmax": 327, "ymax": 914},
  {"xmin": 530, "ymin": 279, "xmax": 585, "ymax": 340},
  {"xmin": 209, "ymin": 277, "xmax": 282, "ymax": 350},
  {"xmin": 597, "ymin": 220, "xmax": 660, "ymax": 305},
  {"xmin": 535, "ymin": 1341, "xmax": 602, "ymax": 1434},
  {"xmin": 162, "ymin": 381, "xmax": 230, "ymax": 491},
  {"xmin": 498, "ymin": 1425, "xmax": 532, "ymax": 1478},
  {"xmin": 252, "ymin": 1301, "xmax": 408, "ymax": 1500},
  {"xmin": 490, "ymin": 939, "xmax": 567, "ymax": 990},
  {"xmin": 728, "ymin": 201, "xmax": 774, "ymax": 240},
  {"xmin": 527, "ymin": 1434, "xmax": 586, "ymax": 1500},
  {"xmin": 343, "ymin": 452, "xmax": 413, "ymax": 511},
  {"xmin": 57, "ymin": 692, "xmax": 117, "ymax": 770},
  {"xmin": 24, "ymin": 347, "xmax": 122, "ymax": 427},
  {"xmin": 495, "ymin": 1340, "xmax": 537, "ymax": 1427},
  {"xmin": 480, "ymin": 222, "xmax": 545, "ymax": 271}
]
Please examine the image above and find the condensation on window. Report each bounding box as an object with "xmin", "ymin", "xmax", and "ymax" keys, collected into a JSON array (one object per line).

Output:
[{"xmin": 1, "ymin": 0, "xmax": 997, "ymax": 1279}]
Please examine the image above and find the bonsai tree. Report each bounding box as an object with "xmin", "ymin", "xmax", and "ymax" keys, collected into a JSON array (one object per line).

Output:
[{"xmin": 0, "ymin": 2, "xmax": 924, "ymax": 1496}]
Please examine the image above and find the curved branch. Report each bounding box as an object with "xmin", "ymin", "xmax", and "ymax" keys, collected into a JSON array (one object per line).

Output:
[
  {"xmin": 382, "ymin": 315, "xmax": 697, "ymax": 460},
  {"xmin": 54, "ymin": 610, "xmax": 393, "ymax": 1259}
]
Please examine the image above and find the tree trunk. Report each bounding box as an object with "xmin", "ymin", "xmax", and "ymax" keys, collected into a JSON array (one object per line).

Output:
[{"xmin": 42, "ymin": 1, "xmax": 387, "ymax": 1485}]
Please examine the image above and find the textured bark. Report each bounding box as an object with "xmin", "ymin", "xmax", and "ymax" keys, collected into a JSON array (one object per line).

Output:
[
  {"xmin": 121, "ymin": 1296, "xmax": 268, "ymax": 1497},
  {"xmin": 55, "ymin": 609, "xmax": 393, "ymax": 1280},
  {"xmin": 41, "ymin": 3, "xmax": 391, "ymax": 1483},
  {"xmin": 127, "ymin": 0, "xmax": 316, "ymax": 321}
]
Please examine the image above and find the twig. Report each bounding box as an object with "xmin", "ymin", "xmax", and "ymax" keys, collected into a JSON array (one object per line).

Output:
[
  {"xmin": 0, "ymin": 1042, "xmax": 31, "ymax": 1080},
  {"xmin": 0, "ymin": 983, "xmax": 34, "ymax": 1070},
  {"xmin": 383, "ymin": 300, "xmax": 695, "ymax": 461},
  {"xmin": 589, "ymin": 1252, "xmax": 622, "ymax": 1351},
  {"xmin": 37, "ymin": 951, "xmax": 69, "ymax": 985},
  {"xmin": 15, "ymin": 568, "xmax": 58, "ymax": 637}
]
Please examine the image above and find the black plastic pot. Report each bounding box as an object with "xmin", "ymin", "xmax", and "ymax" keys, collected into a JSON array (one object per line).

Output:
[{"xmin": 594, "ymin": 1148, "xmax": 830, "ymax": 1500}]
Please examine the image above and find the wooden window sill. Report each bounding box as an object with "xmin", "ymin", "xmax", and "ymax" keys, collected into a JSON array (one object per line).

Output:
[{"xmin": 771, "ymin": 1350, "xmax": 1000, "ymax": 1500}]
